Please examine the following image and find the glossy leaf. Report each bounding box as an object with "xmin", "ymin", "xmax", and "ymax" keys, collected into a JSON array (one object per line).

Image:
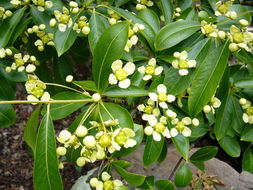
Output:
[
  {"xmin": 138, "ymin": 176, "xmax": 155, "ymax": 190},
  {"xmin": 159, "ymin": 0, "xmax": 173, "ymax": 23},
  {"xmin": 88, "ymin": 11, "xmax": 108, "ymax": 54},
  {"xmin": 154, "ymin": 20, "xmax": 200, "ymax": 51},
  {"xmin": 113, "ymin": 124, "xmax": 143, "ymax": 157},
  {"xmin": 143, "ymin": 136, "xmax": 164, "ymax": 167},
  {"xmin": 0, "ymin": 7, "xmax": 25, "ymax": 48},
  {"xmin": 73, "ymin": 81, "xmax": 97, "ymax": 91},
  {"xmin": 112, "ymin": 164, "xmax": 146, "ymax": 186},
  {"xmin": 191, "ymin": 161, "xmax": 205, "ymax": 171},
  {"xmin": 112, "ymin": 160, "xmax": 131, "ymax": 169},
  {"xmin": 42, "ymin": 92, "xmax": 90, "ymax": 120},
  {"xmin": 171, "ymin": 134, "xmax": 189, "ymax": 161},
  {"xmin": 24, "ymin": 105, "xmax": 41, "ymax": 154},
  {"xmin": 138, "ymin": 8, "xmax": 160, "ymax": 33},
  {"xmin": 234, "ymin": 77, "xmax": 253, "ymax": 88},
  {"xmin": 34, "ymin": 105, "xmax": 63, "ymax": 190},
  {"xmin": 156, "ymin": 180, "xmax": 175, "ymax": 190},
  {"xmin": 188, "ymin": 41, "xmax": 229, "ymax": 116},
  {"xmin": 231, "ymin": 97, "xmax": 244, "ymax": 134},
  {"xmin": 92, "ymin": 22, "xmax": 128, "ymax": 91},
  {"xmin": 174, "ymin": 163, "xmax": 192, "ymax": 187},
  {"xmin": 190, "ymin": 146, "xmax": 218, "ymax": 162},
  {"xmin": 0, "ymin": 103, "xmax": 16, "ymax": 127},
  {"xmin": 218, "ymin": 136, "xmax": 241, "ymax": 158},
  {"xmin": 242, "ymin": 147, "xmax": 253, "ymax": 174},
  {"xmin": 241, "ymin": 125, "xmax": 253, "ymax": 142},
  {"xmin": 214, "ymin": 93, "xmax": 233, "ymax": 140},
  {"xmin": 103, "ymin": 85, "xmax": 149, "ymax": 97}
]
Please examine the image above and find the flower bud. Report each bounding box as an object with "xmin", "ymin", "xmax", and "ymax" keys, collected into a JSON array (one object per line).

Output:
[
  {"xmin": 239, "ymin": 98, "xmax": 247, "ymax": 105},
  {"xmin": 32, "ymin": 25, "xmax": 39, "ymax": 33},
  {"xmin": 59, "ymin": 130, "xmax": 72, "ymax": 142},
  {"xmin": 75, "ymin": 125, "xmax": 88, "ymax": 137},
  {"xmin": 39, "ymin": 24, "xmax": 46, "ymax": 30},
  {"xmin": 173, "ymin": 52, "xmax": 181, "ymax": 58},
  {"xmin": 203, "ymin": 105, "xmax": 211, "ymax": 113},
  {"xmin": 50, "ymin": 18, "xmax": 57, "ymax": 27},
  {"xmin": 175, "ymin": 7, "xmax": 181, "ymax": 13},
  {"xmin": 192, "ymin": 118, "xmax": 200, "ymax": 126},
  {"xmin": 229, "ymin": 11, "xmax": 237, "ymax": 19},
  {"xmin": 218, "ymin": 31, "xmax": 226, "ymax": 39},
  {"xmin": 71, "ymin": 7, "xmax": 79, "ymax": 14},
  {"xmin": 82, "ymin": 26, "xmax": 90, "ymax": 35},
  {"xmin": 69, "ymin": 1, "xmax": 78, "ymax": 8},
  {"xmin": 5, "ymin": 66, "xmax": 11, "ymax": 73},
  {"xmin": 239, "ymin": 19, "xmax": 249, "ymax": 27},
  {"xmin": 65, "ymin": 75, "xmax": 73, "ymax": 82},
  {"xmin": 27, "ymin": 28, "xmax": 33, "ymax": 34},
  {"xmin": 92, "ymin": 93, "xmax": 101, "ymax": 102},
  {"xmin": 229, "ymin": 43, "xmax": 238, "ymax": 52},
  {"xmin": 90, "ymin": 178, "xmax": 98, "ymax": 187},
  {"xmin": 83, "ymin": 135, "xmax": 96, "ymax": 148},
  {"xmin": 144, "ymin": 126, "xmax": 153, "ymax": 136},
  {"xmin": 5, "ymin": 10, "xmax": 12, "ymax": 17},
  {"xmin": 136, "ymin": 4, "xmax": 145, "ymax": 11},
  {"xmin": 41, "ymin": 92, "xmax": 50, "ymax": 102},
  {"xmin": 76, "ymin": 157, "xmax": 86, "ymax": 167},
  {"xmin": 59, "ymin": 162, "xmax": 64, "ymax": 169},
  {"xmin": 99, "ymin": 134, "xmax": 112, "ymax": 147},
  {"xmin": 26, "ymin": 64, "xmax": 36, "ymax": 73},
  {"xmin": 38, "ymin": 45, "xmax": 44, "ymax": 52},
  {"xmin": 102, "ymin": 172, "xmax": 111, "ymax": 181},
  {"xmin": 109, "ymin": 18, "xmax": 117, "ymax": 25},
  {"xmin": 56, "ymin": 146, "xmax": 67, "ymax": 156}
]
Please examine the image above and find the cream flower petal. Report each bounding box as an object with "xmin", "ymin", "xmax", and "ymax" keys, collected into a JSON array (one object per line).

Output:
[
  {"xmin": 143, "ymin": 75, "xmax": 152, "ymax": 81},
  {"xmin": 157, "ymin": 84, "xmax": 167, "ymax": 93},
  {"xmin": 148, "ymin": 115, "xmax": 158, "ymax": 126},
  {"xmin": 180, "ymin": 51, "xmax": 188, "ymax": 60},
  {"xmin": 112, "ymin": 141, "xmax": 121, "ymax": 151},
  {"xmin": 159, "ymin": 102, "xmax": 168, "ymax": 109},
  {"xmin": 182, "ymin": 127, "xmax": 191, "ymax": 137},
  {"xmin": 154, "ymin": 66, "xmax": 163, "ymax": 75},
  {"xmin": 172, "ymin": 60, "xmax": 178, "ymax": 68},
  {"xmin": 58, "ymin": 24, "xmax": 67, "ymax": 32},
  {"xmin": 111, "ymin": 59, "xmax": 123, "ymax": 72},
  {"xmin": 170, "ymin": 128, "xmax": 178, "ymax": 137},
  {"xmin": 249, "ymin": 115, "xmax": 253, "ymax": 124},
  {"xmin": 118, "ymin": 78, "xmax": 131, "ymax": 88},
  {"xmin": 124, "ymin": 139, "xmax": 137, "ymax": 148},
  {"xmin": 182, "ymin": 117, "xmax": 192, "ymax": 125},
  {"xmin": 142, "ymin": 114, "xmax": 150, "ymax": 121},
  {"xmin": 188, "ymin": 60, "xmax": 196, "ymax": 68},
  {"xmin": 123, "ymin": 62, "xmax": 135, "ymax": 75},
  {"xmin": 148, "ymin": 58, "xmax": 156, "ymax": 67},
  {"xmin": 138, "ymin": 66, "xmax": 146, "ymax": 73},
  {"xmin": 243, "ymin": 113, "xmax": 249, "ymax": 123},
  {"xmin": 109, "ymin": 73, "xmax": 118, "ymax": 85},
  {"xmin": 137, "ymin": 104, "xmax": 145, "ymax": 111},
  {"xmin": 149, "ymin": 92, "xmax": 158, "ymax": 101},
  {"xmin": 167, "ymin": 95, "xmax": 176, "ymax": 103},
  {"xmin": 163, "ymin": 128, "xmax": 171, "ymax": 138},
  {"xmin": 153, "ymin": 131, "xmax": 161, "ymax": 141},
  {"xmin": 179, "ymin": 69, "xmax": 189, "ymax": 76}
]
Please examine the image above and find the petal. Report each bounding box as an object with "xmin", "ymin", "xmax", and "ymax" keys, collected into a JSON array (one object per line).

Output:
[
  {"xmin": 58, "ymin": 24, "xmax": 67, "ymax": 32},
  {"xmin": 112, "ymin": 141, "xmax": 121, "ymax": 151},
  {"xmin": 163, "ymin": 128, "xmax": 171, "ymax": 138},
  {"xmin": 137, "ymin": 104, "xmax": 145, "ymax": 111},
  {"xmin": 123, "ymin": 62, "xmax": 135, "ymax": 75},
  {"xmin": 154, "ymin": 66, "xmax": 163, "ymax": 75},
  {"xmin": 180, "ymin": 51, "xmax": 188, "ymax": 60},
  {"xmin": 148, "ymin": 115, "xmax": 158, "ymax": 126},
  {"xmin": 159, "ymin": 102, "xmax": 168, "ymax": 109},
  {"xmin": 167, "ymin": 95, "xmax": 176, "ymax": 103},
  {"xmin": 111, "ymin": 59, "xmax": 123, "ymax": 72},
  {"xmin": 182, "ymin": 127, "xmax": 191, "ymax": 137},
  {"xmin": 182, "ymin": 117, "xmax": 192, "ymax": 125},
  {"xmin": 124, "ymin": 139, "xmax": 137, "ymax": 148},
  {"xmin": 188, "ymin": 60, "xmax": 196, "ymax": 68},
  {"xmin": 118, "ymin": 79, "xmax": 131, "ymax": 88},
  {"xmin": 179, "ymin": 69, "xmax": 189, "ymax": 76},
  {"xmin": 142, "ymin": 114, "xmax": 150, "ymax": 121},
  {"xmin": 157, "ymin": 84, "xmax": 167, "ymax": 93},
  {"xmin": 243, "ymin": 113, "xmax": 249, "ymax": 123},
  {"xmin": 149, "ymin": 92, "xmax": 158, "ymax": 101},
  {"xmin": 170, "ymin": 128, "xmax": 178, "ymax": 137},
  {"xmin": 109, "ymin": 74, "xmax": 118, "ymax": 85},
  {"xmin": 153, "ymin": 131, "xmax": 161, "ymax": 141},
  {"xmin": 143, "ymin": 75, "xmax": 152, "ymax": 81},
  {"xmin": 172, "ymin": 60, "xmax": 178, "ymax": 68},
  {"xmin": 148, "ymin": 58, "xmax": 156, "ymax": 66},
  {"xmin": 122, "ymin": 128, "xmax": 135, "ymax": 137},
  {"xmin": 138, "ymin": 66, "xmax": 145, "ymax": 73}
]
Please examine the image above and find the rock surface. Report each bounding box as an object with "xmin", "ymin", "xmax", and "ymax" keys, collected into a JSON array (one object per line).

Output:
[{"xmin": 122, "ymin": 144, "xmax": 253, "ymax": 190}]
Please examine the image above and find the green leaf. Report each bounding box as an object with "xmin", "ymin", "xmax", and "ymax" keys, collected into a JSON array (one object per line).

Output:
[
  {"xmin": 73, "ymin": 80, "xmax": 97, "ymax": 91},
  {"xmin": 92, "ymin": 22, "xmax": 128, "ymax": 91},
  {"xmin": 0, "ymin": 103, "xmax": 16, "ymax": 127},
  {"xmin": 190, "ymin": 146, "xmax": 218, "ymax": 162},
  {"xmin": 42, "ymin": 92, "xmax": 90, "ymax": 120},
  {"xmin": 0, "ymin": 74, "xmax": 15, "ymax": 100},
  {"xmin": 113, "ymin": 124, "xmax": 143, "ymax": 157},
  {"xmin": 241, "ymin": 125, "xmax": 253, "ymax": 142},
  {"xmin": 154, "ymin": 20, "xmax": 200, "ymax": 51},
  {"xmin": 159, "ymin": 0, "xmax": 174, "ymax": 23},
  {"xmin": 99, "ymin": 102, "xmax": 134, "ymax": 129},
  {"xmin": 54, "ymin": 26, "xmax": 77, "ymax": 57},
  {"xmin": 172, "ymin": 133, "xmax": 189, "ymax": 161},
  {"xmin": 155, "ymin": 180, "xmax": 175, "ymax": 190},
  {"xmin": 103, "ymin": 85, "xmax": 149, "ymax": 97},
  {"xmin": 188, "ymin": 41, "xmax": 229, "ymax": 116},
  {"xmin": 138, "ymin": 176, "xmax": 155, "ymax": 190},
  {"xmin": 143, "ymin": 136, "xmax": 164, "ymax": 167},
  {"xmin": 231, "ymin": 97, "xmax": 244, "ymax": 134},
  {"xmin": 234, "ymin": 77, "xmax": 253, "ymax": 88},
  {"xmin": 157, "ymin": 141, "xmax": 168, "ymax": 163},
  {"xmin": 112, "ymin": 163, "xmax": 146, "ymax": 186},
  {"xmin": 115, "ymin": 0, "xmax": 129, "ymax": 6},
  {"xmin": 218, "ymin": 136, "xmax": 241, "ymax": 158},
  {"xmin": 138, "ymin": 8, "xmax": 160, "ymax": 33},
  {"xmin": 191, "ymin": 161, "xmax": 205, "ymax": 171},
  {"xmin": 88, "ymin": 11, "xmax": 108, "ymax": 54},
  {"xmin": 214, "ymin": 93, "xmax": 233, "ymax": 140},
  {"xmin": 0, "ymin": 7, "xmax": 25, "ymax": 48},
  {"xmin": 234, "ymin": 49, "xmax": 253, "ymax": 67},
  {"xmin": 111, "ymin": 160, "xmax": 131, "ymax": 169},
  {"xmin": 174, "ymin": 163, "xmax": 192, "ymax": 187},
  {"xmin": 34, "ymin": 105, "xmax": 63, "ymax": 190},
  {"xmin": 24, "ymin": 105, "xmax": 41, "ymax": 154},
  {"xmin": 242, "ymin": 147, "xmax": 253, "ymax": 174}
]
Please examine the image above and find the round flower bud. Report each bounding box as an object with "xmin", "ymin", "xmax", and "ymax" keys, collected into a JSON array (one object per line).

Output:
[
  {"xmin": 38, "ymin": 45, "xmax": 44, "ymax": 52},
  {"xmin": 175, "ymin": 13, "xmax": 180, "ymax": 17},
  {"xmin": 239, "ymin": 19, "xmax": 249, "ymax": 27},
  {"xmin": 75, "ymin": 125, "xmax": 88, "ymax": 137},
  {"xmin": 76, "ymin": 157, "xmax": 86, "ymax": 167},
  {"xmin": 71, "ymin": 7, "xmax": 79, "ymax": 14},
  {"xmin": 39, "ymin": 24, "xmax": 46, "ymax": 30},
  {"xmin": 59, "ymin": 162, "xmax": 64, "ymax": 169},
  {"xmin": 56, "ymin": 146, "xmax": 67, "ymax": 156},
  {"xmin": 69, "ymin": 1, "xmax": 78, "ymax": 8},
  {"xmin": 82, "ymin": 26, "xmax": 90, "ymax": 35},
  {"xmin": 175, "ymin": 7, "xmax": 181, "ymax": 13},
  {"xmin": 102, "ymin": 172, "xmax": 111, "ymax": 181},
  {"xmin": 65, "ymin": 75, "xmax": 73, "ymax": 82},
  {"xmin": 173, "ymin": 52, "xmax": 181, "ymax": 58},
  {"xmin": 27, "ymin": 28, "xmax": 33, "ymax": 34},
  {"xmin": 26, "ymin": 64, "xmax": 36, "ymax": 73},
  {"xmin": 138, "ymin": 24, "xmax": 145, "ymax": 31},
  {"xmin": 144, "ymin": 126, "xmax": 153, "ymax": 136},
  {"xmin": 5, "ymin": 66, "xmax": 11, "ymax": 73},
  {"xmin": 32, "ymin": 25, "xmax": 39, "ymax": 33},
  {"xmin": 5, "ymin": 48, "xmax": 12, "ymax": 56},
  {"xmin": 103, "ymin": 180, "xmax": 114, "ymax": 190},
  {"xmin": 30, "ymin": 56, "xmax": 36, "ymax": 62},
  {"xmin": 192, "ymin": 118, "xmax": 200, "ymax": 126},
  {"xmin": 99, "ymin": 134, "xmax": 112, "ymax": 148},
  {"xmin": 96, "ymin": 149, "xmax": 106, "ymax": 159},
  {"xmin": 203, "ymin": 105, "xmax": 211, "ymax": 113},
  {"xmin": 92, "ymin": 93, "xmax": 101, "ymax": 102},
  {"xmin": 218, "ymin": 31, "xmax": 226, "ymax": 39},
  {"xmin": 90, "ymin": 178, "xmax": 98, "ymax": 187},
  {"xmin": 229, "ymin": 43, "xmax": 238, "ymax": 52},
  {"xmin": 83, "ymin": 135, "xmax": 96, "ymax": 148},
  {"xmin": 5, "ymin": 10, "xmax": 12, "ymax": 17},
  {"xmin": 229, "ymin": 11, "xmax": 237, "ymax": 19},
  {"xmin": 109, "ymin": 18, "xmax": 117, "ymax": 25},
  {"xmin": 49, "ymin": 18, "xmax": 57, "ymax": 27},
  {"xmin": 136, "ymin": 4, "xmax": 145, "ymax": 11},
  {"xmin": 59, "ymin": 130, "xmax": 72, "ymax": 142},
  {"xmin": 239, "ymin": 98, "xmax": 247, "ymax": 105},
  {"xmin": 198, "ymin": 11, "xmax": 209, "ymax": 20}
]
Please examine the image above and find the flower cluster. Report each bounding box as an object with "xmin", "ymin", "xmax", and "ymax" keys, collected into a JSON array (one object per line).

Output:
[
  {"xmin": 3, "ymin": 52, "xmax": 39, "ymax": 73},
  {"xmin": 203, "ymin": 96, "xmax": 221, "ymax": 114},
  {"xmin": 25, "ymin": 74, "xmax": 50, "ymax": 102},
  {"xmin": 56, "ymin": 120, "xmax": 136, "ymax": 168},
  {"xmin": 174, "ymin": 7, "xmax": 181, "ymax": 18},
  {"xmin": 214, "ymin": 0, "xmax": 237, "ymax": 19},
  {"xmin": 89, "ymin": 172, "xmax": 129, "ymax": 190},
  {"xmin": 201, "ymin": 21, "xmax": 219, "ymax": 38},
  {"xmin": 109, "ymin": 60, "xmax": 135, "ymax": 89},
  {"xmin": 107, "ymin": 9, "xmax": 121, "ymax": 25},
  {"xmin": 138, "ymin": 58, "xmax": 163, "ymax": 80},
  {"xmin": 239, "ymin": 98, "xmax": 253, "ymax": 124},
  {"xmin": 27, "ymin": 24, "xmax": 54, "ymax": 51},
  {"xmin": 10, "ymin": 0, "xmax": 29, "ymax": 6},
  {"xmin": 0, "ymin": 7, "xmax": 12, "ymax": 19},
  {"xmin": 73, "ymin": 16, "xmax": 90, "ymax": 35},
  {"xmin": 125, "ymin": 23, "xmax": 145, "ymax": 52},
  {"xmin": 171, "ymin": 51, "xmax": 196, "ymax": 76},
  {"xmin": 136, "ymin": 0, "xmax": 154, "ymax": 11},
  {"xmin": 32, "ymin": 0, "xmax": 53, "ymax": 12}
]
